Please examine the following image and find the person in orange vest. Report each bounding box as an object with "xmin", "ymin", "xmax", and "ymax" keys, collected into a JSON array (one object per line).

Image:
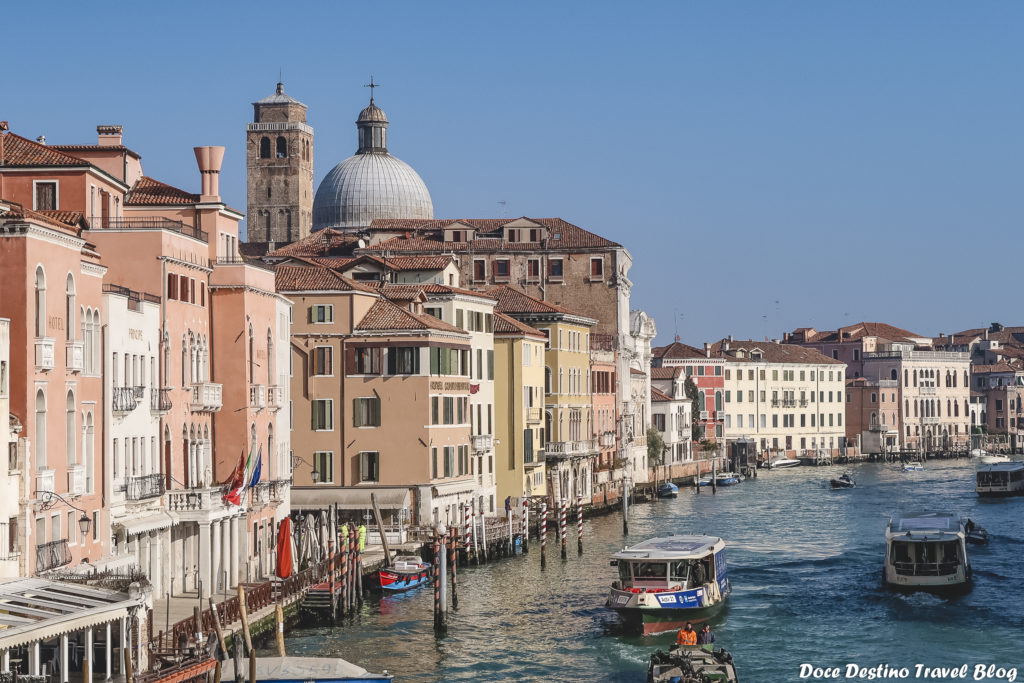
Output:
[{"xmin": 676, "ymin": 622, "xmax": 697, "ymax": 646}]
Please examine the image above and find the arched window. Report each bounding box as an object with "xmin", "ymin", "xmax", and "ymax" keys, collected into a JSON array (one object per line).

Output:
[
  {"xmin": 34, "ymin": 266, "xmax": 46, "ymax": 337},
  {"xmin": 912, "ymin": 369, "xmax": 918, "ymax": 386},
  {"xmin": 66, "ymin": 390, "xmax": 76, "ymax": 466},
  {"xmin": 904, "ymin": 369, "xmax": 909, "ymax": 386},
  {"xmin": 870, "ymin": 412, "xmax": 877, "ymax": 426},
  {"xmin": 715, "ymin": 391, "xmax": 723, "ymax": 411},
  {"xmin": 35, "ymin": 390, "xmax": 47, "ymax": 467},
  {"xmin": 545, "ymin": 367, "xmax": 552, "ymax": 393},
  {"xmin": 954, "ymin": 401, "xmax": 959, "ymax": 417},
  {"xmin": 276, "ymin": 136, "xmax": 287, "ymax": 158},
  {"xmin": 181, "ymin": 335, "xmax": 188, "ymax": 386},
  {"xmin": 92, "ymin": 310, "xmax": 100, "ymax": 372},
  {"xmin": 890, "ymin": 368, "xmax": 897, "ymax": 381},
  {"xmin": 85, "ymin": 411, "xmax": 95, "ymax": 492},
  {"xmin": 163, "ymin": 332, "xmax": 170, "ymax": 385},
  {"xmin": 259, "ymin": 137, "xmax": 270, "ymax": 159},
  {"xmin": 953, "ymin": 371, "xmax": 958, "ymax": 388},
  {"xmin": 947, "ymin": 399, "xmax": 952, "ymax": 417},
  {"xmin": 963, "ymin": 371, "xmax": 969, "ymax": 387},
  {"xmin": 65, "ymin": 274, "xmax": 75, "ymax": 341}
]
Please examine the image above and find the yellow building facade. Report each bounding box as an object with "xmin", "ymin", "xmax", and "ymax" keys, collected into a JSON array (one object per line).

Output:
[{"xmin": 493, "ymin": 312, "xmax": 547, "ymax": 503}]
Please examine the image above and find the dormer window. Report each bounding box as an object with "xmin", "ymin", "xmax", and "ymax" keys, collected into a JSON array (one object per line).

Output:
[
  {"xmin": 751, "ymin": 352, "xmax": 763, "ymax": 361},
  {"xmin": 506, "ymin": 229, "xmax": 519, "ymax": 243}
]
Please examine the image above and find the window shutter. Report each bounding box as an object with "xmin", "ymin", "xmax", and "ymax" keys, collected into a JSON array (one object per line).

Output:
[
  {"xmin": 372, "ymin": 398, "xmax": 381, "ymax": 426},
  {"xmin": 344, "ymin": 347, "xmax": 356, "ymax": 375}
]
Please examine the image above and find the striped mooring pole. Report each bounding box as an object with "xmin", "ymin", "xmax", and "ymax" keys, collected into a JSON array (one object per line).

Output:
[
  {"xmin": 560, "ymin": 498, "xmax": 568, "ymax": 560},
  {"xmin": 540, "ymin": 501, "xmax": 548, "ymax": 569},
  {"xmin": 521, "ymin": 498, "xmax": 529, "ymax": 554},
  {"xmin": 463, "ymin": 503, "xmax": 471, "ymax": 561},
  {"xmin": 577, "ymin": 495, "xmax": 583, "ymax": 555}
]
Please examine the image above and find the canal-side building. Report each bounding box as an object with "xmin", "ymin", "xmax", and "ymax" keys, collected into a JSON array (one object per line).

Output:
[
  {"xmin": 278, "ymin": 266, "xmax": 480, "ymax": 527},
  {"xmin": 651, "ymin": 341, "xmax": 727, "ymax": 444},
  {"xmin": 714, "ymin": 339, "xmax": 847, "ymax": 458},
  {"xmin": 844, "ymin": 376, "xmax": 900, "ymax": 456},
  {"xmin": 651, "ymin": 384, "xmax": 692, "ymax": 473},
  {"xmin": 485, "ymin": 286, "xmax": 598, "ymax": 506},
  {"xmin": 0, "ymin": 199, "xmax": 107, "ymax": 576},
  {"xmin": 0, "ymin": 317, "xmax": 26, "ymax": 578},
  {"xmin": 492, "ymin": 312, "xmax": 548, "ymax": 503},
  {"xmin": 624, "ymin": 311, "xmax": 656, "ymax": 484},
  {"xmin": 590, "ymin": 333, "xmax": 619, "ymax": 503}
]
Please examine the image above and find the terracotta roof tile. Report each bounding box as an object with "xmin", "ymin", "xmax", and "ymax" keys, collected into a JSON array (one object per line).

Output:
[
  {"xmin": 274, "ymin": 265, "xmax": 373, "ymax": 293},
  {"xmin": 125, "ymin": 176, "xmax": 198, "ymax": 206},
  {"xmin": 651, "ymin": 387, "xmax": 674, "ymax": 402},
  {"xmin": 0, "ymin": 200, "xmax": 82, "ymax": 235},
  {"xmin": 355, "ymin": 299, "xmax": 466, "ymax": 334},
  {"xmin": 36, "ymin": 210, "xmax": 88, "ymax": 229},
  {"xmin": 795, "ymin": 322, "xmax": 924, "ymax": 344},
  {"xmin": 0, "ymin": 134, "xmax": 90, "ymax": 167},
  {"xmin": 493, "ymin": 312, "xmax": 546, "ymax": 339},
  {"xmin": 713, "ymin": 339, "xmax": 844, "ymax": 365},
  {"xmin": 266, "ymin": 229, "xmax": 361, "ymax": 257},
  {"xmin": 652, "ymin": 341, "xmax": 709, "ymax": 360},
  {"xmin": 650, "ymin": 366, "xmax": 683, "ymax": 380},
  {"xmin": 483, "ymin": 285, "xmax": 575, "ymax": 315},
  {"xmin": 364, "ymin": 217, "xmax": 620, "ymax": 251},
  {"xmin": 971, "ymin": 363, "xmax": 1020, "ymax": 374}
]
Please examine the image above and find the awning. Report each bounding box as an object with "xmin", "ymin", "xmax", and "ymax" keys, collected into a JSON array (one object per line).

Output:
[
  {"xmin": 114, "ymin": 511, "xmax": 173, "ymax": 536},
  {"xmin": 0, "ymin": 578, "xmax": 146, "ymax": 649},
  {"xmin": 290, "ymin": 486, "xmax": 411, "ymax": 511}
]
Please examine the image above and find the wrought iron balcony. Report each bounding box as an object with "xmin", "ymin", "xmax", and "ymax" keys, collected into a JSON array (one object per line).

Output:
[
  {"xmin": 112, "ymin": 386, "xmax": 138, "ymax": 413},
  {"xmin": 35, "ymin": 338, "xmax": 55, "ymax": 372},
  {"xmin": 36, "ymin": 539, "xmax": 71, "ymax": 572},
  {"xmin": 151, "ymin": 387, "xmax": 172, "ymax": 413},
  {"xmin": 66, "ymin": 341, "xmax": 84, "ymax": 373},
  {"xmin": 91, "ymin": 217, "xmax": 208, "ymax": 243},
  {"xmin": 190, "ymin": 382, "xmax": 223, "ymax": 412},
  {"xmin": 471, "ymin": 434, "xmax": 493, "ymax": 452},
  {"xmin": 267, "ymin": 385, "xmax": 285, "ymax": 411},
  {"xmin": 127, "ymin": 473, "xmax": 165, "ymax": 501}
]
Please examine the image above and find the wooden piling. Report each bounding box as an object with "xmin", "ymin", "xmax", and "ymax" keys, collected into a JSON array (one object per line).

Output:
[
  {"xmin": 560, "ymin": 498, "xmax": 567, "ymax": 560},
  {"xmin": 449, "ymin": 534, "xmax": 458, "ymax": 609},
  {"xmin": 123, "ymin": 636, "xmax": 134, "ymax": 683},
  {"xmin": 339, "ymin": 537, "xmax": 348, "ymax": 617},
  {"xmin": 432, "ymin": 534, "xmax": 445, "ymax": 633},
  {"xmin": 237, "ymin": 584, "xmax": 253, "ymax": 654},
  {"xmin": 521, "ymin": 498, "xmax": 529, "ymax": 554},
  {"xmin": 214, "ymin": 660, "xmax": 222, "ymax": 683},
  {"xmin": 275, "ymin": 604, "xmax": 286, "ymax": 657},
  {"xmin": 355, "ymin": 534, "xmax": 364, "ymax": 607},
  {"xmin": 248, "ymin": 649, "xmax": 256, "ymax": 683},
  {"xmin": 463, "ymin": 503, "xmax": 471, "ymax": 564},
  {"xmin": 622, "ymin": 481, "xmax": 629, "ymax": 535},
  {"xmin": 577, "ymin": 495, "xmax": 583, "ymax": 556},
  {"xmin": 232, "ymin": 635, "xmax": 244, "ymax": 683},
  {"xmin": 209, "ymin": 598, "xmax": 227, "ymax": 656}
]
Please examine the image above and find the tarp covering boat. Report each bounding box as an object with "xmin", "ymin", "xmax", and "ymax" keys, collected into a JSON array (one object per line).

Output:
[{"xmin": 220, "ymin": 656, "xmax": 392, "ymax": 682}]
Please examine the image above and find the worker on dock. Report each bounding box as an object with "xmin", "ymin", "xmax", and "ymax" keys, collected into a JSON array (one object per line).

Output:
[
  {"xmin": 676, "ymin": 623, "xmax": 697, "ymax": 646},
  {"xmin": 358, "ymin": 522, "xmax": 367, "ymax": 551}
]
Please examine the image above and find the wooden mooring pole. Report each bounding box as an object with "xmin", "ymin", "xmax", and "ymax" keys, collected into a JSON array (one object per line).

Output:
[
  {"xmin": 237, "ymin": 584, "xmax": 252, "ymax": 654},
  {"xmin": 275, "ymin": 604, "xmax": 286, "ymax": 657},
  {"xmin": 577, "ymin": 495, "xmax": 583, "ymax": 556},
  {"xmin": 540, "ymin": 500, "xmax": 548, "ymax": 569},
  {"xmin": 521, "ymin": 498, "xmax": 529, "ymax": 554},
  {"xmin": 432, "ymin": 534, "xmax": 445, "ymax": 634},
  {"xmin": 449, "ymin": 533, "xmax": 459, "ymax": 609},
  {"xmin": 560, "ymin": 498, "xmax": 567, "ymax": 560}
]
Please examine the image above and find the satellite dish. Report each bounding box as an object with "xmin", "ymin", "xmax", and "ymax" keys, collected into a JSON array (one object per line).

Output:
[{"xmin": 357, "ymin": 239, "xmax": 367, "ymax": 248}]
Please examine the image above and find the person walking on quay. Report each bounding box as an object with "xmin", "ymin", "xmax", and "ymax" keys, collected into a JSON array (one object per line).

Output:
[
  {"xmin": 676, "ymin": 623, "xmax": 697, "ymax": 647},
  {"xmin": 697, "ymin": 624, "xmax": 715, "ymax": 646}
]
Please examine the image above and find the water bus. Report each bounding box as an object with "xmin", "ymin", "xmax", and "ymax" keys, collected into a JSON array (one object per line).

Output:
[
  {"xmin": 976, "ymin": 462, "xmax": 1024, "ymax": 497},
  {"xmin": 607, "ymin": 535, "xmax": 730, "ymax": 635},
  {"xmin": 883, "ymin": 512, "xmax": 971, "ymax": 592}
]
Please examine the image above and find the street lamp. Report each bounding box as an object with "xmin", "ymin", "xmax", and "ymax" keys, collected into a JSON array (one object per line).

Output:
[
  {"xmin": 35, "ymin": 490, "xmax": 93, "ymax": 537},
  {"xmin": 292, "ymin": 454, "xmax": 321, "ymax": 483}
]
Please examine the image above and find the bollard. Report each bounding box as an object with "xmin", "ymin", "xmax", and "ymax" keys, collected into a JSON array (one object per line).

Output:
[
  {"xmin": 520, "ymin": 499, "xmax": 528, "ymax": 552},
  {"xmin": 577, "ymin": 495, "xmax": 583, "ymax": 556},
  {"xmin": 540, "ymin": 500, "xmax": 548, "ymax": 569},
  {"xmin": 560, "ymin": 498, "xmax": 568, "ymax": 560},
  {"xmin": 449, "ymin": 534, "xmax": 459, "ymax": 609}
]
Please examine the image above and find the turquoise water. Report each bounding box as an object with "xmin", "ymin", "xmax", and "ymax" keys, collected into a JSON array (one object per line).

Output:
[{"xmin": 281, "ymin": 461, "xmax": 1024, "ymax": 681}]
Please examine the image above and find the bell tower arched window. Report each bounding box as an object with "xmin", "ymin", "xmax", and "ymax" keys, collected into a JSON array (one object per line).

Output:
[
  {"xmin": 276, "ymin": 136, "xmax": 287, "ymax": 158},
  {"xmin": 259, "ymin": 137, "xmax": 270, "ymax": 159}
]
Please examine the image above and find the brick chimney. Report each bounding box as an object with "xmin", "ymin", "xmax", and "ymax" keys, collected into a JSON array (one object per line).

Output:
[
  {"xmin": 97, "ymin": 125, "xmax": 123, "ymax": 146},
  {"xmin": 193, "ymin": 146, "xmax": 225, "ymax": 202},
  {"xmin": 704, "ymin": 342, "xmax": 711, "ymax": 358}
]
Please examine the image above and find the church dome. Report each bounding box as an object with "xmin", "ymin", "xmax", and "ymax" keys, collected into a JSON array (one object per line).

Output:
[{"xmin": 312, "ymin": 96, "xmax": 433, "ymax": 231}]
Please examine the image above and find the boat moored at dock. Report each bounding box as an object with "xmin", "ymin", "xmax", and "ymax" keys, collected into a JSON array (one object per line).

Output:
[
  {"xmin": 607, "ymin": 535, "xmax": 730, "ymax": 635},
  {"xmin": 378, "ymin": 556, "xmax": 432, "ymax": 592},
  {"xmin": 222, "ymin": 656, "xmax": 393, "ymax": 683},
  {"xmin": 976, "ymin": 462, "xmax": 1024, "ymax": 497},
  {"xmin": 657, "ymin": 482, "xmax": 679, "ymax": 498},
  {"xmin": 883, "ymin": 512, "xmax": 971, "ymax": 592}
]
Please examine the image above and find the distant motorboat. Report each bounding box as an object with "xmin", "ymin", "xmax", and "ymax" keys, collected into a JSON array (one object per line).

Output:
[
  {"xmin": 830, "ymin": 473, "xmax": 856, "ymax": 489},
  {"xmin": 980, "ymin": 453, "xmax": 1011, "ymax": 465},
  {"xmin": 715, "ymin": 472, "xmax": 741, "ymax": 486},
  {"xmin": 902, "ymin": 461, "xmax": 924, "ymax": 472},
  {"xmin": 964, "ymin": 520, "xmax": 989, "ymax": 545},
  {"xmin": 768, "ymin": 457, "xmax": 801, "ymax": 469},
  {"xmin": 657, "ymin": 482, "xmax": 679, "ymax": 498}
]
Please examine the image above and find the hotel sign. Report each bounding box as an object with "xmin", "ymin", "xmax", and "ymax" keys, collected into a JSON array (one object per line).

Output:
[{"xmin": 429, "ymin": 381, "xmax": 470, "ymax": 392}]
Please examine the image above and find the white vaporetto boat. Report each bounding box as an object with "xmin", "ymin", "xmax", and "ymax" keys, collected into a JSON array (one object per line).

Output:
[
  {"xmin": 883, "ymin": 512, "xmax": 971, "ymax": 592},
  {"xmin": 607, "ymin": 535, "xmax": 731, "ymax": 635},
  {"xmin": 976, "ymin": 462, "xmax": 1024, "ymax": 497}
]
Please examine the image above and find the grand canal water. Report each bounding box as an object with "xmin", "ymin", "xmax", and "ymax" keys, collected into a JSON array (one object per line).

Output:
[{"xmin": 281, "ymin": 460, "xmax": 1024, "ymax": 681}]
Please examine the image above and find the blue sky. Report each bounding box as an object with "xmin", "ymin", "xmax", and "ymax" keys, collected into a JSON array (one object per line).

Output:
[{"xmin": 6, "ymin": 2, "xmax": 1022, "ymax": 345}]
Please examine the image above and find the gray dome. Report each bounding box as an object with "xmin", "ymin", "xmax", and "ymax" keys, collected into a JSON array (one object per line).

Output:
[
  {"xmin": 312, "ymin": 96, "xmax": 433, "ymax": 231},
  {"xmin": 313, "ymin": 153, "xmax": 433, "ymax": 230}
]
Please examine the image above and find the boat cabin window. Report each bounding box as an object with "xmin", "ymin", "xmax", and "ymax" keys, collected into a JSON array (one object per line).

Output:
[
  {"xmin": 670, "ymin": 561, "xmax": 689, "ymax": 584},
  {"xmin": 891, "ymin": 540, "xmax": 962, "ymax": 576},
  {"xmin": 633, "ymin": 562, "xmax": 667, "ymax": 580}
]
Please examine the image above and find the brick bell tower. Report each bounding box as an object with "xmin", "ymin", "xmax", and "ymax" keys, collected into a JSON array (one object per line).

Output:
[{"xmin": 245, "ymin": 82, "xmax": 314, "ymax": 246}]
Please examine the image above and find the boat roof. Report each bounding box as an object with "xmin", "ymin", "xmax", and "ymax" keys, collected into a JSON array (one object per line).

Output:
[
  {"xmin": 977, "ymin": 461, "xmax": 1024, "ymax": 472},
  {"xmin": 612, "ymin": 535, "xmax": 724, "ymax": 561},
  {"xmin": 887, "ymin": 512, "xmax": 963, "ymax": 535}
]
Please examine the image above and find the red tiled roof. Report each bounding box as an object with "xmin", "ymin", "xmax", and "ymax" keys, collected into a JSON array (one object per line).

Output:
[
  {"xmin": 355, "ymin": 299, "xmax": 465, "ymax": 334},
  {"xmin": 484, "ymin": 285, "xmax": 575, "ymax": 316},
  {"xmin": 364, "ymin": 217, "xmax": 620, "ymax": 251},
  {"xmin": 493, "ymin": 312, "xmax": 546, "ymax": 339},
  {"xmin": 971, "ymin": 363, "xmax": 1020, "ymax": 374},
  {"xmin": 797, "ymin": 322, "xmax": 924, "ymax": 344},
  {"xmin": 0, "ymin": 134, "xmax": 90, "ymax": 167},
  {"xmin": 713, "ymin": 339, "xmax": 844, "ymax": 365},
  {"xmin": 274, "ymin": 265, "xmax": 373, "ymax": 292},
  {"xmin": 651, "ymin": 387, "xmax": 674, "ymax": 402},
  {"xmin": 652, "ymin": 341, "xmax": 709, "ymax": 360},
  {"xmin": 418, "ymin": 283, "xmax": 497, "ymax": 300},
  {"xmin": 650, "ymin": 366, "xmax": 683, "ymax": 380},
  {"xmin": 0, "ymin": 200, "xmax": 82, "ymax": 235},
  {"xmin": 125, "ymin": 176, "xmax": 198, "ymax": 206},
  {"xmin": 50, "ymin": 144, "xmax": 141, "ymax": 159},
  {"xmin": 305, "ymin": 256, "xmax": 358, "ymax": 269},
  {"xmin": 266, "ymin": 229, "xmax": 361, "ymax": 257},
  {"xmin": 371, "ymin": 283, "xmax": 428, "ymax": 302},
  {"xmin": 37, "ymin": 210, "xmax": 88, "ymax": 229}
]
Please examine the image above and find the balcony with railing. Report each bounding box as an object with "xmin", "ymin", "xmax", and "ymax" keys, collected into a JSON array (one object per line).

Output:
[
  {"xmin": 471, "ymin": 434, "xmax": 493, "ymax": 453},
  {"xmin": 922, "ymin": 416, "xmax": 941, "ymax": 425},
  {"xmin": 0, "ymin": 522, "xmax": 20, "ymax": 561},
  {"xmin": 249, "ymin": 384, "xmax": 266, "ymax": 409},
  {"xmin": 67, "ymin": 465, "xmax": 85, "ymax": 496},
  {"xmin": 151, "ymin": 387, "xmax": 172, "ymax": 413},
  {"xmin": 919, "ymin": 386, "xmax": 937, "ymax": 395},
  {"xmin": 112, "ymin": 386, "xmax": 138, "ymax": 413},
  {"xmin": 66, "ymin": 341, "xmax": 84, "ymax": 373},
  {"xmin": 166, "ymin": 486, "xmax": 224, "ymax": 514},
  {"xmin": 35, "ymin": 338, "xmax": 55, "ymax": 372},
  {"xmin": 191, "ymin": 382, "xmax": 223, "ymax": 412},
  {"xmin": 545, "ymin": 439, "xmax": 597, "ymax": 458},
  {"xmin": 268, "ymin": 385, "xmax": 285, "ymax": 411},
  {"xmin": 36, "ymin": 539, "xmax": 71, "ymax": 573},
  {"xmin": 599, "ymin": 431, "xmax": 616, "ymax": 449},
  {"xmin": 526, "ymin": 406, "xmax": 543, "ymax": 424},
  {"xmin": 250, "ymin": 482, "xmax": 270, "ymax": 508},
  {"xmin": 91, "ymin": 217, "xmax": 209, "ymax": 243},
  {"xmin": 127, "ymin": 473, "xmax": 165, "ymax": 501},
  {"xmin": 268, "ymin": 479, "xmax": 290, "ymax": 502}
]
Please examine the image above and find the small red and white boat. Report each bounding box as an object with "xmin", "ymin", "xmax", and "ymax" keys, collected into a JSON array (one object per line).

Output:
[{"xmin": 378, "ymin": 555, "xmax": 432, "ymax": 592}]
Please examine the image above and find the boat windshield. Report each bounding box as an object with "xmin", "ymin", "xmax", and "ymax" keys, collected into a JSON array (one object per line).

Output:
[{"xmin": 890, "ymin": 540, "xmax": 962, "ymax": 576}]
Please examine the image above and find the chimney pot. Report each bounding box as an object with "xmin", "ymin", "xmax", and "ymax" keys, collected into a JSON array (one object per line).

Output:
[
  {"xmin": 704, "ymin": 342, "xmax": 711, "ymax": 358},
  {"xmin": 97, "ymin": 125, "xmax": 123, "ymax": 146},
  {"xmin": 193, "ymin": 146, "xmax": 225, "ymax": 202}
]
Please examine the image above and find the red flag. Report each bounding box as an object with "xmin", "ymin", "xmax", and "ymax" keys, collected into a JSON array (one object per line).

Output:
[
  {"xmin": 276, "ymin": 518, "xmax": 293, "ymax": 579},
  {"xmin": 222, "ymin": 448, "xmax": 247, "ymax": 505}
]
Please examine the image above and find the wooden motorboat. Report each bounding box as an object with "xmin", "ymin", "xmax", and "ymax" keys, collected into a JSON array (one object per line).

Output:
[
  {"xmin": 378, "ymin": 555, "xmax": 432, "ymax": 592},
  {"xmin": 648, "ymin": 645, "xmax": 740, "ymax": 682},
  {"xmin": 830, "ymin": 473, "xmax": 855, "ymax": 489},
  {"xmin": 657, "ymin": 482, "xmax": 679, "ymax": 498}
]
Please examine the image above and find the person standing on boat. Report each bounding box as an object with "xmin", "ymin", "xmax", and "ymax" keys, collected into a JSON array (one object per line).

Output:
[
  {"xmin": 689, "ymin": 560, "xmax": 706, "ymax": 588},
  {"xmin": 697, "ymin": 624, "xmax": 715, "ymax": 645},
  {"xmin": 676, "ymin": 623, "xmax": 697, "ymax": 646}
]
